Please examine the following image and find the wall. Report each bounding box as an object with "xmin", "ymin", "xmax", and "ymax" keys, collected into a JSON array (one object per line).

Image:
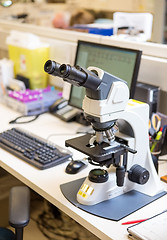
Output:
[{"xmin": 75, "ymin": 0, "xmax": 154, "ymax": 12}]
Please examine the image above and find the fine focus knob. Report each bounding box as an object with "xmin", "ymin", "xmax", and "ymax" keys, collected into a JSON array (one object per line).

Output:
[{"xmin": 128, "ymin": 164, "xmax": 150, "ymax": 185}]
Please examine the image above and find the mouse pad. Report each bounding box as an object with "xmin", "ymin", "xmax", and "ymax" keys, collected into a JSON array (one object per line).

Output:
[{"xmin": 60, "ymin": 177, "xmax": 167, "ymax": 221}]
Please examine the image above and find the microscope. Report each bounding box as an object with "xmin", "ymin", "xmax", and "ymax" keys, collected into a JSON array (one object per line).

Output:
[{"xmin": 44, "ymin": 60, "xmax": 163, "ymax": 206}]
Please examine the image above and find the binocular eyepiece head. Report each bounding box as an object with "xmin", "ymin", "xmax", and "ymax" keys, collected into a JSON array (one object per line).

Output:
[
  {"xmin": 44, "ymin": 60, "xmax": 83, "ymax": 79},
  {"xmin": 44, "ymin": 60, "xmax": 102, "ymax": 90}
]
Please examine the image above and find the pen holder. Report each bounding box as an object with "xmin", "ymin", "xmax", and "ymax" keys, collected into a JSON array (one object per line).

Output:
[
  {"xmin": 150, "ymin": 138, "xmax": 162, "ymax": 173},
  {"xmin": 150, "ymin": 138, "xmax": 163, "ymax": 157}
]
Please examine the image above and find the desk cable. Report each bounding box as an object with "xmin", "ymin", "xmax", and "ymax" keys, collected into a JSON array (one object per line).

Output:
[
  {"xmin": 46, "ymin": 126, "xmax": 94, "ymax": 141},
  {"xmin": 9, "ymin": 111, "xmax": 48, "ymax": 124}
]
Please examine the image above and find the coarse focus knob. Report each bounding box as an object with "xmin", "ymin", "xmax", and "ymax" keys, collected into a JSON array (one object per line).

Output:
[{"xmin": 128, "ymin": 164, "xmax": 149, "ymax": 185}]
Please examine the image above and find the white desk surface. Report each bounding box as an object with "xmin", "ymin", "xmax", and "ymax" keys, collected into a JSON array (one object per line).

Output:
[{"xmin": 1, "ymin": 102, "xmax": 167, "ymax": 240}]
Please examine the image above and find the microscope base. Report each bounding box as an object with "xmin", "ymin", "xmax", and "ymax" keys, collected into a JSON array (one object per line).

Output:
[{"xmin": 60, "ymin": 177, "xmax": 166, "ymax": 221}]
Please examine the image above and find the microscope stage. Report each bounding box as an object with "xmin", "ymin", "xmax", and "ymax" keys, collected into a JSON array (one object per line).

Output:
[{"xmin": 65, "ymin": 134, "xmax": 126, "ymax": 163}]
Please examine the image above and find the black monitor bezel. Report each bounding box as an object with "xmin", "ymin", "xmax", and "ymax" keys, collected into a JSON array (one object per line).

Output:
[{"xmin": 69, "ymin": 40, "xmax": 142, "ymax": 109}]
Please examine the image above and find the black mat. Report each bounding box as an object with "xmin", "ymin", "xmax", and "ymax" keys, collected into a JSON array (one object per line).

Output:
[{"xmin": 60, "ymin": 178, "xmax": 167, "ymax": 221}]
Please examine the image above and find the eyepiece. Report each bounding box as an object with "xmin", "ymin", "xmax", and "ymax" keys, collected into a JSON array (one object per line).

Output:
[
  {"xmin": 59, "ymin": 64, "xmax": 71, "ymax": 78},
  {"xmin": 44, "ymin": 60, "xmax": 61, "ymax": 75},
  {"xmin": 44, "ymin": 60, "xmax": 52, "ymax": 73},
  {"xmin": 59, "ymin": 64, "xmax": 66, "ymax": 75}
]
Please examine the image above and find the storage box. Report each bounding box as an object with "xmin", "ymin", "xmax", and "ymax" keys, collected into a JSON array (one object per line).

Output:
[
  {"xmin": 3, "ymin": 88, "xmax": 61, "ymax": 115},
  {"xmin": 6, "ymin": 31, "xmax": 49, "ymax": 89}
]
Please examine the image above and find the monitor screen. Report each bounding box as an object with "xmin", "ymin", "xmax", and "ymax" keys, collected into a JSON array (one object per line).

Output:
[{"xmin": 69, "ymin": 40, "xmax": 142, "ymax": 109}]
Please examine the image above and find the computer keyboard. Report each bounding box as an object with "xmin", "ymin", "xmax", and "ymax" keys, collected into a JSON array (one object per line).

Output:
[{"xmin": 0, "ymin": 128, "xmax": 72, "ymax": 170}]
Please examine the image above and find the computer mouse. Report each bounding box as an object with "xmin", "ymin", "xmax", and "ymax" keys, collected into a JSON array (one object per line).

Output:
[{"xmin": 65, "ymin": 160, "xmax": 87, "ymax": 174}]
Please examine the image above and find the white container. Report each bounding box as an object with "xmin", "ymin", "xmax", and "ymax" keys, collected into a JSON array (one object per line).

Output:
[
  {"xmin": 6, "ymin": 31, "xmax": 50, "ymax": 89},
  {"xmin": 0, "ymin": 58, "xmax": 14, "ymax": 87}
]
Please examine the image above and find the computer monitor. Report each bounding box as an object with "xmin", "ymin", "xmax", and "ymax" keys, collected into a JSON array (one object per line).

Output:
[{"xmin": 68, "ymin": 40, "xmax": 142, "ymax": 110}]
